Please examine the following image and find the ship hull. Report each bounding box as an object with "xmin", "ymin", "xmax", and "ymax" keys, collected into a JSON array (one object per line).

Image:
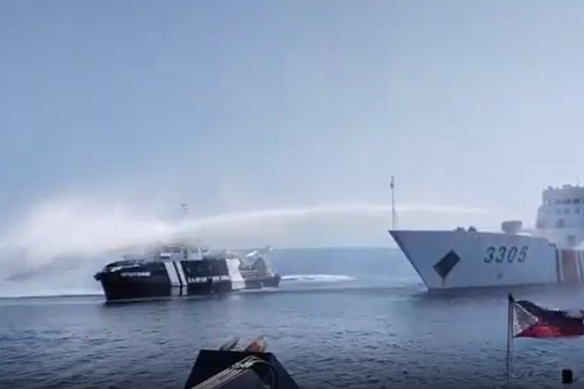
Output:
[
  {"xmin": 95, "ymin": 258, "xmax": 280, "ymax": 303},
  {"xmin": 389, "ymin": 229, "xmax": 584, "ymax": 290}
]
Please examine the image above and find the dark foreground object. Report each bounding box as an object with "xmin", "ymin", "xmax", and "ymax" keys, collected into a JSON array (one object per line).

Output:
[
  {"xmin": 562, "ymin": 369, "xmax": 574, "ymax": 384},
  {"xmin": 184, "ymin": 349, "xmax": 301, "ymax": 389}
]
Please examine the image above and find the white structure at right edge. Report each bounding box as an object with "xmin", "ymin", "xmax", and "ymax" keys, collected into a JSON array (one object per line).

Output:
[{"xmin": 389, "ymin": 183, "xmax": 584, "ymax": 290}]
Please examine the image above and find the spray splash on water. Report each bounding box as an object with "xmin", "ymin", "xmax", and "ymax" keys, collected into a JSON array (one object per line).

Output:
[{"xmin": 281, "ymin": 274, "xmax": 356, "ymax": 282}]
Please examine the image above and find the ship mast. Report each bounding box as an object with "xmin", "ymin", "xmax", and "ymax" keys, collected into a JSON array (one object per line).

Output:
[
  {"xmin": 179, "ymin": 203, "xmax": 205, "ymax": 255},
  {"xmin": 177, "ymin": 203, "xmax": 190, "ymax": 246},
  {"xmin": 390, "ymin": 175, "xmax": 397, "ymax": 230},
  {"xmin": 181, "ymin": 203, "xmax": 189, "ymax": 217}
]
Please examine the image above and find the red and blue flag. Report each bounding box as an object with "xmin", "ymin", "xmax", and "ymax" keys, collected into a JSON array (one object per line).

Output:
[{"xmin": 509, "ymin": 294, "xmax": 584, "ymax": 338}]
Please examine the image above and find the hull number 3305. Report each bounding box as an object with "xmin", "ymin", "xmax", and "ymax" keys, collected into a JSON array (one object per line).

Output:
[{"xmin": 483, "ymin": 245, "xmax": 528, "ymax": 263}]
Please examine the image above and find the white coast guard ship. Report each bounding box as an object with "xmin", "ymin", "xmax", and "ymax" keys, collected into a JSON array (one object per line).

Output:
[{"xmin": 389, "ymin": 181, "xmax": 584, "ymax": 290}]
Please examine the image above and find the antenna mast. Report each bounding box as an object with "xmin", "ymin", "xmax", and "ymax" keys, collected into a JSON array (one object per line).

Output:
[
  {"xmin": 390, "ymin": 175, "xmax": 396, "ymax": 230},
  {"xmin": 179, "ymin": 203, "xmax": 197, "ymax": 248},
  {"xmin": 181, "ymin": 203, "xmax": 189, "ymax": 217}
]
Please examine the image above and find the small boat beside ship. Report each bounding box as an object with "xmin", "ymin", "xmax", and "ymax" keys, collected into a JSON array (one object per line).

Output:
[{"xmin": 94, "ymin": 244, "xmax": 281, "ymax": 303}]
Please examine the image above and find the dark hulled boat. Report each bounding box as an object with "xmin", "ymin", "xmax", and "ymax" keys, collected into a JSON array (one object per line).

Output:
[{"xmin": 94, "ymin": 244, "xmax": 281, "ymax": 303}]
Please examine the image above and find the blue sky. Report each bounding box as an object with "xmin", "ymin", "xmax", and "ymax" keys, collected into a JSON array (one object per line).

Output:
[{"xmin": 1, "ymin": 1, "xmax": 584, "ymax": 249}]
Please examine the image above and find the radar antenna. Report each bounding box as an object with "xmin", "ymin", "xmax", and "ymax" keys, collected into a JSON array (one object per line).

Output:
[{"xmin": 390, "ymin": 175, "xmax": 397, "ymax": 230}]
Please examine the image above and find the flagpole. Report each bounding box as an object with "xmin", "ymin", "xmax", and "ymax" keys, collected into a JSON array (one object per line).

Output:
[{"xmin": 506, "ymin": 293, "xmax": 513, "ymax": 388}]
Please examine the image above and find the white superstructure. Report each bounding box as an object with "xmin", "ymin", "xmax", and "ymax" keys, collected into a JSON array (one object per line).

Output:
[
  {"xmin": 535, "ymin": 185, "xmax": 584, "ymax": 248},
  {"xmin": 389, "ymin": 183, "xmax": 584, "ymax": 290}
]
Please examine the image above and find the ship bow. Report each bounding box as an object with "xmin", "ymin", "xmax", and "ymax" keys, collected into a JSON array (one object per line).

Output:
[{"xmin": 389, "ymin": 229, "xmax": 466, "ymax": 290}]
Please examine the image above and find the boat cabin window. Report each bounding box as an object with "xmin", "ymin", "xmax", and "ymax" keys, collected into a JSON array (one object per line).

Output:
[{"xmin": 574, "ymin": 199, "xmax": 582, "ymax": 204}]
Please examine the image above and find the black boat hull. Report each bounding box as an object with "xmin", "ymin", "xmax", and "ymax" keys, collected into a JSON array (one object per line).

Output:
[{"xmin": 95, "ymin": 258, "xmax": 281, "ymax": 303}]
